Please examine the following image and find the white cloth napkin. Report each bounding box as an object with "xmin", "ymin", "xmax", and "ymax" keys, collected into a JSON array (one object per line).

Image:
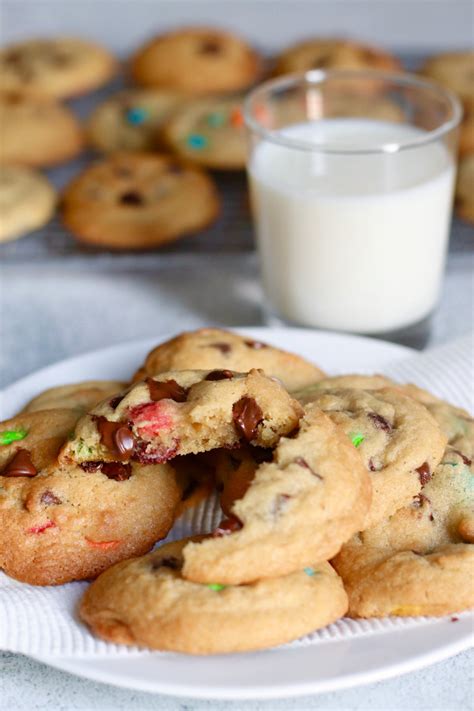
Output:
[{"xmin": 1, "ymin": 334, "xmax": 473, "ymax": 657}]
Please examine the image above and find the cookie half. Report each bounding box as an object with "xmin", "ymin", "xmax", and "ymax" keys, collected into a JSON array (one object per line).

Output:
[
  {"xmin": 79, "ymin": 537, "xmax": 348, "ymax": 654},
  {"xmin": 420, "ymin": 51, "xmax": 474, "ymax": 104},
  {"xmin": 455, "ymin": 153, "xmax": 474, "ymax": 225},
  {"xmin": 61, "ymin": 152, "xmax": 220, "ymax": 249}
]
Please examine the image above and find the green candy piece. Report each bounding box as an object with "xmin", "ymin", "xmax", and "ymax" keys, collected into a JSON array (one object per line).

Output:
[
  {"xmin": 206, "ymin": 112, "xmax": 226, "ymax": 127},
  {"xmin": 350, "ymin": 433, "xmax": 365, "ymax": 448},
  {"xmin": 442, "ymin": 461, "xmax": 458, "ymax": 467},
  {"xmin": 0, "ymin": 428, "xmax": 27, "ymax": 446},
  {"xmin": 303, "ymin": 567, "xmax": 316, "ymax": 576},
  {"xmin": 207, "ymin": 583, "xmax": 226, "ymax": 591}
]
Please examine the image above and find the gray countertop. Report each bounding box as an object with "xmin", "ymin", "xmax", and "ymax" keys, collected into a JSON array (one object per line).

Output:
[{"xmin": 1, "ymin": 1, "xmax": 474, "ymax": 708}]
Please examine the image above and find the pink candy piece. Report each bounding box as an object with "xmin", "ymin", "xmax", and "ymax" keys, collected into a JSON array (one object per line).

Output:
[{"xmin": 26, "ymin": 520, "xmax": 56, "ymax": 535}]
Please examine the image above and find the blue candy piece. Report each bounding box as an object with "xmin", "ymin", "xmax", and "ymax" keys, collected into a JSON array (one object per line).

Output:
[
  {"xmin": 125, "ymin": 107, "xmax": 149, "ymax": 125},
  {"xmin": 303, "ymin": 567, "xmax": 316, "ymax": 577},
  {"xmin": 187, "ymin": 133, "xmax": 208, "ymax": 149}
]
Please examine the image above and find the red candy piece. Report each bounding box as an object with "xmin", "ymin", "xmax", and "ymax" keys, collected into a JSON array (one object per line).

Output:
[
  {"xmin": 26, "ymin": 520, "xmax": 56, "ymax": 535},
  {"xmin": 230, "ymin": 107, "xmax": 244, "ymax": 128},
  {"xmin": 129, "ymin": 402, "xmax": 174, "ymax": 438}
]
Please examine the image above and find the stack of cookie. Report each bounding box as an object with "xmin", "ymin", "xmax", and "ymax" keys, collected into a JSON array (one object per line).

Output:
[
  {"xmin": 0, "ymin": 37, "xmax": 116, "ymax": 243},
  {"xmin": 1, "ymin": 328, "xmax": 472, "ymax": 654}
]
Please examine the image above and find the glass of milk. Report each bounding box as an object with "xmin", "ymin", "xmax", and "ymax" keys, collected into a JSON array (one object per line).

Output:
[{"xmin": 244, "ymin": 70, "xmax": 461, "ymax": 345}]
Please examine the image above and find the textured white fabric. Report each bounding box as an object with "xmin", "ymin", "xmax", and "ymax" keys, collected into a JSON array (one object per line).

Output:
[{"xmin": 0, "ymin": 334, "xmax": 472, "ymax": 657}]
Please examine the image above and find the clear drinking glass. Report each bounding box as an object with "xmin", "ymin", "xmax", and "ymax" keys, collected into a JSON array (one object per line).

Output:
[{"xmin": 244, "ymin": 70, "xmax": 461, "ymax": 347}]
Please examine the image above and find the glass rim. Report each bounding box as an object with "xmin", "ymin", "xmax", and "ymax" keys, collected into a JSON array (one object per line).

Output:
[{"xmin": 243, "ymin": 69, "xmax": 463, "ymax": 155}]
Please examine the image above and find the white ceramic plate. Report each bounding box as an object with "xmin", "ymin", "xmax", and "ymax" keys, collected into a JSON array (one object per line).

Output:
[{"xmin": 1, "ymin": 328, "xmax": 473, "ymax": 699}]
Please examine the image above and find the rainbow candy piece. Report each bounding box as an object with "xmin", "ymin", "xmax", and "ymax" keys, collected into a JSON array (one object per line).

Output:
[
  {"xmin": 207, "ymin": 583, "xmax": 226, "ymax": 591},
  {"xmin": 350, "ymin": 433, "xmax": 365, "ymax": 448},
  {"xmin": 187, "ymin": 133, "xmax": 208, "ymax": 149}
]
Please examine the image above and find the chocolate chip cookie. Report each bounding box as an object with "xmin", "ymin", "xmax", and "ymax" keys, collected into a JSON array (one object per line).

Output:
[
  {"xmin": 297, "ymin": 387, "xmax": 447, "ymax": 527},
  {"xmin": 61, "ymin": 152, "xmax": 220, "ymax": 249},
  {"xmin": 333, "ymin": 445, "xmax": 474, "ymax": 617},
  {"xmin": 0, "ymin": 90, "xmax": 83, "ymax": 167},
  {"xmin": 61, "ymin": 369, "xmax": 303, "ymax": 465},
  {"xmin": 0, "ymin": 37, "xmax": 116, "ymax": 98},
  {"xmin": 0, "ymin": 409, "xmax": 182, "ymax": 585},
  {"xmin": 181, "ymin": 404, "xmax": 371, "ymax": 585},
  {"xmin": 131, "ymin": 27, "xmax": 262, "ymax": 95},
  {"xmin": 80, "ymin": 537, "xmax": 348, "ymax": 654},
  {"xmin": 0, "ymin": 165, "xmax": 56, "ymax": 243},
  {"xmin": 132, "ymin": 328, "xmax": 326, "ymax": 391},
  {"xmin": 86, "ymin": 89, "xmax": 184, "ymax": 153},
  {"xmin": 161, "ymin": 97, "xmax": 247, "ymax": 170},
  {"xmin": 22, "ymin": 380, "xmax": 126, "ymax": 415},
  {"xmin": 273, "ymin": 38, "xmax": 401, "ymax": 77}
]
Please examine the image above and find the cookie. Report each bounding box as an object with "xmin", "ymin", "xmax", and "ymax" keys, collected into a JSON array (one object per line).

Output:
[
  {"xmin": 131, "ymin": 27, "xmax": 262, "ymax": 95},
  {"xmin": 61, "ymin": 369, "xmax": 303, "ymax": 465},
  {"xmin": 132, "ymin": 328, "xmax": 326, "ymax": 391},
  {"xmin": 161, "ymin": 97, "xmax": 247, "ymax": 170},
  {"xmin": 297, "ymin": 387, "xmax": 446, "ymax": 528},
  {"xmin": 273, "ymin": 38, "xmax": 401, "ymax": 77},
  {"xmin": 420, "ymin": 51, "xmax": 474, "ymax": 104},
  {"xmin": 0, "ymin": 90, "xmax": 83, "ymax": 167},
  {"xmin": 79, "ymin": 538, "xmax": 348, "ymax": 654},
  {"xmin": 0, "ymin": 165, "xmax": 56, "ymax": 243},
  {"xmin": 22, "ymin": 380, "xmax": 127, "ymax": 415},
  {"xmin": 0, "ymin": 409, "xmax": 182, "ymax": 585},
  {"xmin": 424, "ymin": 401, "xmax": 474, "ymax": 462},
  {"xmin": 333, "ymin": 446, "xmax": 474, "ymax": 617},
  {"xmin": 0, "ymin": 37, "xmax": 116, "ymax": 98},
  {"xmin": 335, "ymin": 543, "xmax": 474, "ymax": 618},
  {"xmin": 86, "ymin": 89, "xmax": 183, "ymax": 153},
  {"xmin": 181, "ymin": 404, "xmax": 371, "ymax": 585},
  {"xmin": 455, "ymin": 153, "xmax": 474, "ymax": 224},
  {"xmin": 459, "ymin": 99, "xmax": 474, "ymax": 157},
  {"xmin": 61, "ymin": 152, "xmax": 220, "ymax": 250}
]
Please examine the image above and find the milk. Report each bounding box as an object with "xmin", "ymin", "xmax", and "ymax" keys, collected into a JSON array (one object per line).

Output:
[{"xmin": 249, "ymin": 119, "xmax": 455, "ymax": 334}]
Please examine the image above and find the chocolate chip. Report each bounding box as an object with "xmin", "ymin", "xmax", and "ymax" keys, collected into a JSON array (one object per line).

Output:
[
  {"xmin": 109, "ymin": 395, "xmax": 124, "ymax": 410},
  {"xmin": 209, "ymin": 342, "xmax": 231, "ymax": 355},
  {"xmin": 167, "ymin": 163, "xmax": 183, "ymax": 175},
  {"xmin": 412, "ymin": 493, "xmax": 430, "ymax": 509},
  {"xmin": 119, "ymin": 191, "xmax": 143, "ymax": 206},
  {"xmin": 294, "ymin": 457, "xmax": 323, "ymax": 480},
  {"xmin": 212, "ymin": 515, "xmax": 243, "ymax": 537},
  {"xmin": 199, "ymin": 39, "xmax": 222, "ymax": 54},
  {"xmin": 270, "ymin": 493, "xmax": 291, "ymax": 517},
  {"xmin": 101, "ymin": 462, "xmax": 132, "ymax": 481},
  {"xmin": 452, "ymin": 449, "xmax": 472, "ymax": 467},
  {"xmin": 152, "ymin": 555, "xmax": 182, "ymax": 571},
  {"xmin": 368, "ymin": 458, "xmax": 378, "ymax": 472},
  {"xmin": 96, "ymin": 417, "xmax": 135, "ymax": 459},
  {"xmin": 114, "ymin": 427, "xmax": 135, "ymax": 456},
  {"xmin": 232, "ymin": 397, "xmax": 263, "ymax": 442},
  {"xmin": 368, "ymin": 412, "xmax": 392, "ymax": 432},
  {"xmin": 40, "ymin": 490, "xmax": 61, "ymax": 506},
  {"xmin": 146, "ymin": 378, "xmax": 188, "ymax": 402},
  {"xmin": 416, "ymin": 462, "xmax": 432, "ymax": 486},
  {"xmin": 244, "ymin": 340, "xmax": 268, "ymax": 350},
  {"xmin": 80, "ymin": 461, "xmax": 103, "ymax": 472},
  {"xmin": 2, "ymin": 449, "xmax": 37, "ymax": 477},
  {"xmin": 205, "ymin": 370, "xmax": 233, "ymax": 381}
]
